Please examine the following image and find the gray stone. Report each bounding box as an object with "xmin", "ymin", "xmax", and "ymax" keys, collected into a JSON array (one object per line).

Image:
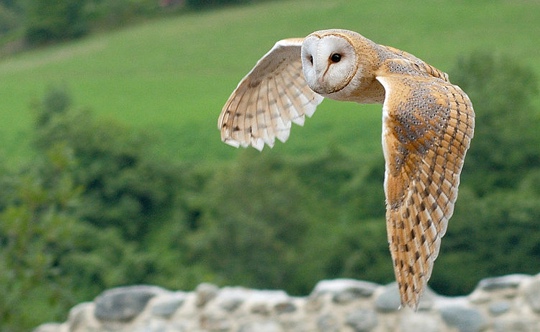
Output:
[
  {"xmin": 32, "ymin": 275, "xmax": 540, "ymax": 332},
  {"xmin": 374, "ymin": 283, "xmax": 401, "ymax": 312},
  {"xmin": 217, "ymin": 287, "xmax": 289, "ymax": 314},
  {"xmin": 345, "ymin": 308, "xmax": 378, "ymax": 332},
  {"xmin": 418, "ymin": 289, "xmax": 437, "ymax": 311},
  {"xmin": 195, "ymin": 283, "xmax": 219, "ymax": 307},
  {"xmin": 215, "ymin": 287, "xmax": 248, "ymax": 312},
  {"xmin": 399, "ymin": 312, "xmax": 440, "ymax": 332},
  {"xmin": 274, "ymin": 301, "xmax": 296, "ymax": 314},
  {"xmin": 488, "ymin": 300, "xmax": 511, "ymax": 316},
  {"xmin": 133, "ymin": 319, "xmax": 187, "ymax": 332},
  {"xmin": 67, "ymin": 302, "xmax": 98, "ymax": 330},
  {"xmin": 468, "ymin": 289, "xmax": 491, "ymax": 304},
  {"xmin": 440, "ymin": 304, "xmax": 487, "ymax": 332},
  {"xmin": 151, "ymin": 292, "xmax": 187, "ymax": 318},
  {"xmin": 305, "ymin": 294, "xmax": 324, "ymax": 312},
  {"xmin": 238, "ymin": 320, "xmax": 283, "ymax": 332},
  {"xmin": 313, "ymin": 279, "xmax": 379, "ymax": 304},
  {"xmin": 374, "ymin": 282, "xmax": 436, "ymax": 312},
  {"xmin": 32, "ymin": 323, "xmax": 64, "ymax": 332},
  {"xmin": 332, "ymin": 291, "xmax": 361, "ymax": 304},
  {"xmin": 251, "ymin": 302, "xmax": 270, "ymax": 315},
  {"xmin": 94, "ymin": 285, "xmax": 166, "ymax": 322},
  {"xmin": 220, "ymin": 297, "xmax": 244, "ymax": 312},
  {"xmin": 493, "ymin": 318, "xmax": 538, "ymax": 332},
  {"xmin": 280, "ymin": 320, "xmax": 302, "ymax": 331},
  {"xmin": 523, "ymin": 276, "xmax": 540, "ymax": 312},
  {"xmin": 200, "ymin": 312, "xmax": 230, "ymax": 331},
  {"xmin": 478, "ymin": 274, "xmax": 530, "ymax": 291},
  {"xmin": 317, "ymin": 314, "xmax": 340, "ymax": 332}
]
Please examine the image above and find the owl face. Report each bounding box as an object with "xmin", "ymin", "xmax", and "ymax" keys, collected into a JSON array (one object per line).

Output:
[{"xmin": 301, "ymin": 33, "xmax": 358, "ymax": 98}]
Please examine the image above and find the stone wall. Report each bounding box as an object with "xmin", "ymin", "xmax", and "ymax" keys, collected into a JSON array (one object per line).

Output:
[{"xmin": 35, "ymin": 273, "xmax": 540, "ymax": 332}]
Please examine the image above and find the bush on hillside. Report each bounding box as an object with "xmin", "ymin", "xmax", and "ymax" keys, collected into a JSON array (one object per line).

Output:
[
  {"xmin": 24, "ymin": 0, "xmax": 88, "ymax": 44},
  {"xmin": 0, "ymin": 3, "xmax": 19, "ymax": 35},
  {"xmin": 32, "ymin": 86, "xmax": 183, "ymax": 240},
  {"xmin": 449, "ymin": 51, "xmax": 540, "ymax": 194},
  {"xmin": 186, "ymin": 0, "xmax": 251, "ymax": 9},
  {"xmin": 85, "ymin": 0, "xmax": 162, "ymax": 29}
]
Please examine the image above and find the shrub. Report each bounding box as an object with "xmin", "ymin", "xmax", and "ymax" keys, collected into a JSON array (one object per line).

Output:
[
  {"xmin": 24, "ymin": 0, "xmax": 88, "ymax": 44},
  {"xmin": 449, "ymin": 51, "xmax": 540, "ymax": 194}
]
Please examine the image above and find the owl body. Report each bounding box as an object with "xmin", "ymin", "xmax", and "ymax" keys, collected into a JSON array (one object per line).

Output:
[{"xmin": 218, "ymin": 29, "xmax": 474, "ymax": 309}]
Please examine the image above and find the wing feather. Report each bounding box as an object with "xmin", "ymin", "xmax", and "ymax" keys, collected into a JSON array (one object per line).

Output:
[
  {"xmin": 276, "ymin": 71, "xmax": 304, "ymax": 126},
  {"xmin": 377, "ymin": 59, "xmax": 474, "ymax": 309},
  {"xmin": 219, "ymin": 39, "xmax": 324, "ymax": 150},
  {"xmin": 261, "ymin": 79, "xmax": 275, "ymax": 145},
  {"xmin": 268, "ymin": 76, "xmax": 292, "ymax": 143},
  {"xmin": 254, "ymin": 80, "xmax": 268, "ymax": 146}
]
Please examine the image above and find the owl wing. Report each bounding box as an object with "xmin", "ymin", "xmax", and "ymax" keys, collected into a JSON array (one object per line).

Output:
[
  {"xmin": 376, "ymin": 59, "xmax": 475, "ymax": 309},
  {"xmin": 218, "ymin": 38, "xmax": 324, "ymax": 150},
  {"xmin": 380, "ymin": 45, "xmax": 450, "ymax": 82}
]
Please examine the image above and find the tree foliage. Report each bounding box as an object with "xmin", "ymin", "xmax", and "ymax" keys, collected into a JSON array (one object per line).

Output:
[
  {"xmin": 24, "ymin": 0, "xmax": 89, "ymax": 44},
  {"xmin": 450, "ymin": 51, "xmax": 540, "ymax": 194},
  {"xmin": 190, "ymin": 151, "xmax": 330, "ymax": 294},
  {"xmin": 0, "ymin": 2, "xmax": 19, "ymax": 35},
  {"xmin": 32, "ymin": 86, "xmax": 181, "ymax": 240},
  {"xmin": 185, "ymin": 0, "xmax": 251, "ymax": 10},
  {"xmin": 2, "ymin": 0, "xmax": 264, "ymax": 48},
  {"xmin": 0, "ymin": 90, "xmax": 181, "ymax": 330}
]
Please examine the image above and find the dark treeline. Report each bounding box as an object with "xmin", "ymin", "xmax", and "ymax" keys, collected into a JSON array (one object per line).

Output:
[
  {"xmin": 1, "ymin": 52, "xmax": 540, "ymax": 330},
  {"xmin": 0, "ymin": 0, "xmax": 264, "ymax": 50}
]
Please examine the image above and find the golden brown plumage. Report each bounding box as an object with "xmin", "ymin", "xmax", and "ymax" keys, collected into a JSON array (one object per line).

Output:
[
  {"xmin": 218, "ymin": 29, "xmax": 474, "ymax": 309},
  {"xmin": 378, "ymin": 60, "xmax": 474, "ymax": 308}
]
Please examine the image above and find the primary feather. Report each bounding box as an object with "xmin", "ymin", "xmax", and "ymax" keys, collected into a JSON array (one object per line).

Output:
[{"xmin": 219, "ymin": 38, "xmax": 323, "ymax": 150}]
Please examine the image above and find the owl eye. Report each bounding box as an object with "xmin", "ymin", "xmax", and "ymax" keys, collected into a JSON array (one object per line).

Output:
[
  {"xmin": 330, "ymin": 53, "xmax": 342, "ymax": 63},
  {"xmin": 307, "ymin": 55, "xmax": 313, "ymax": 64}
]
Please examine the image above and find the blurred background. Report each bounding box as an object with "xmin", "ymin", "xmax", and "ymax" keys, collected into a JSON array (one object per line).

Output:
[{"xmin": 0, "ymin": 0, "xmax": 539, "ymax": 330}]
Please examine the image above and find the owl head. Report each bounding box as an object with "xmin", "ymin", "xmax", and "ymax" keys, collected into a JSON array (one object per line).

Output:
[{"xmin": 301, "ymin": 29, "xmax": 378, "ymax": 101}]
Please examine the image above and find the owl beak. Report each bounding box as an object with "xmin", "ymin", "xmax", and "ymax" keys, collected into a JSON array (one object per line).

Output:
[
  {"xmin": 314, "ymin": 71, "xmax": 333, "ymax": 94},
  {"xmin": 316, "ymin": 79, "xmax": 326, "ymax": 92}
]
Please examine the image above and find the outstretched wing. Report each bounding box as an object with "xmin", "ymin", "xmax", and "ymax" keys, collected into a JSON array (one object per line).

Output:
[
  {"xmin": 377, "ymin": 59, "xmax": 474, "ymax": 308},
  {"xmin": 380, "ymin": 45, "xmax": 450, "ymax": 83},
  {"xmin": 218, "ymin": 38, "xmax": 324, "ymax": 150}
]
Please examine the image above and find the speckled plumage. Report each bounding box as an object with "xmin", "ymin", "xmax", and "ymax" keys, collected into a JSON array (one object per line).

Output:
[{"xmin": 218, "ymin": 29, "xmax": 474, "ymax": 309}]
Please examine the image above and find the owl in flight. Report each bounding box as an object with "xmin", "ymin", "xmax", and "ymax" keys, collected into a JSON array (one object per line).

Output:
[{"xmin": 218, "ymin": 29, "xmax": 474, "ymax": 309}]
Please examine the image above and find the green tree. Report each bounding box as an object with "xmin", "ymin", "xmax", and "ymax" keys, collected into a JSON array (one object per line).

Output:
[
  {"xmin": 24, "ymin": 0, "xmax": 88, "ymax": 44},
  {"xmin": 190, "ymin": 151, "xmax": 332, "ymax": 294},
  {"xmin": 0, "ymin": 2, "xmax": 19, "ymax": 35},
  {"xmin": 85, "ymin": 0, "xmax": 161, "ymax": 29},
  {"xmin": 432, "ymin": 184, "xmax": 540, "ymax": 295},
  {"xmin": 0, "ymin": 144, "xmax": 162, "ymax": 330},
  {"xmin": 186, "ymin": 0, "xmax": 251, "ymax": 10},
  {"xmin": 450, "ymin": 51, "xmax": 540, "ymax": 194},
  {"xmin": 186, "ymin": 148, "xmax": 396, "ymax": 294},
  {"xmin": 32, "ymin": 87, "xmax": 182, "ymax": 240},
  {"xmin": 0, "ymin": 146, "xmax": 84, "ymax": 330},
  {"xmin": 0, "ymin": 87, "xmax": 193, "ymax": 330}
]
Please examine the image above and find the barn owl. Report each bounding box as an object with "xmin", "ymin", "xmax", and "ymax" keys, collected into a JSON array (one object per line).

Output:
[{"xmin": 218, "ymin": 29, "xmax": 474, "ymax": 309}]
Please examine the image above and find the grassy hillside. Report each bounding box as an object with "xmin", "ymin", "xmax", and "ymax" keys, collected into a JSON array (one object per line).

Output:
[{"xmin": 1, "ymin": 0, "xmax": 539, "ymax": 165}]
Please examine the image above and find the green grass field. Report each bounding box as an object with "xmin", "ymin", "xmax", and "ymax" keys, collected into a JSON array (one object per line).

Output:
[{"xmin": 1, "ymin": 0, "xmax": 539, "ymax": 166}]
